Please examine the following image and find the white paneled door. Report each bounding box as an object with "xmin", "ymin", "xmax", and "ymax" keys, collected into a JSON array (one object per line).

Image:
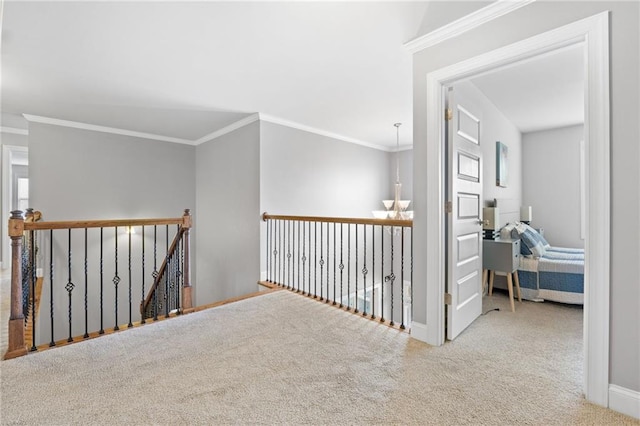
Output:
[{"xmin": 446, "ymin": 88, "xmax": 483, "ymax": 340}]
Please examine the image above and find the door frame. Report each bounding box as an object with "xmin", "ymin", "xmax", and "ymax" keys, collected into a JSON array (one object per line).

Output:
[
  {"xmin": 424, "ymin": 12, "xmax": 610, "ymax": 406},
  {"xmin": 1, "ymin": 145, "xmax": 29, "ymax": 269}
]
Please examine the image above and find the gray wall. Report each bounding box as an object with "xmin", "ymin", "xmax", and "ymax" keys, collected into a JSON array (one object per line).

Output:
[
  {"xmin": 412, "ymin": 1, "xmax": 639, "ymax": 393},
  {"xmin": 29, "ymin": 123, "xmax": 195, "ymax": 220},
  {"xmin": 0, "ymin": 132, "xmax": 28, "ymax": 147},
  {"xmin": 196, "ymin": 122, "xmax": 261, "ymax": 305},
  {"xmin": 27, "ymin": 123, "xmax": 196, "ymax": 342},
  {"xmin": 416, "ymin": 1, "xmax": 491, "ymax": 36},
  {"xmin": 260, "ymin": 121, "xmax": 391, "ymax": 218},
  {"xmin": 523, "ymin": 125, "xmax": 584, "ymax": 248}
]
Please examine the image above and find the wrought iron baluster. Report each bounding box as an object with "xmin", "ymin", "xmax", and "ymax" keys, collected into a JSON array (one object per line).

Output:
[
  {"xmin": 179, "ymin": 235, "xmax": 184, "ymax": 313},
  {"xmin": 354, "ymin": 224, "xmax": 358, "ymax": 313},
  {"xmin": 297, "ymin": 221, "xmax": 301, "ymax": 293},
  {"xmin": 381, "ymin": 227, "xmax": 385, "ymax": 322},
  {"xmin": 362, "ymin": 225, "xmax": 368, "ymax": 316},
  {"xmin": 99, "ymin": 228, "xmax": 104, "ymax": 334},
  {"xmin": 308, "ymin": 222, "xmax": 312, "ymax": 295},
  {"xmin": 291, "ymin": 220, "xmax": 295, "ymax": 291},
  {"xmin": 302, "ymin": 221, "xmax": 306, "ymax": 295},
  {"xmin": 372, "ymin": 225, "xmax": 376, "ymax": 319},
  {"xmin": 319, "ymin": 221, "xmax": 324, "ymax": 301},
  {"xmin": 333, "ymin": 222, "xmax": 336, "ymax": 305},
  {"xmin": 113, "ymin": 227, "xmax": 120, "ymax": 330},
  {"xmin": 141, "ymin": 226, "xmax": 146, "ymax": 324},
  {"xmin": 339, "ymin": 223, "xmax": 344, "ymax": 308},
  {"xmin": 389, "ymin": 227, "xmax": 395, "ymax": 327},
  {"xmin": 153, "ymin": 225, "xmax": 158, "ymax": 321},
  {"xmin": 266, "ymin": 219, "xmax": 270, "ymax": 282},
  {"xmin": 273, "ymin": 220, "xmax": 277, "ymax": 285},
  {"xmin": 165, "ymin": 256, "xmax": 170, "ymax": 317},
  {"xmin": 287, "ymin": 220, "xmax": 291, "ymax": 289},
  {"xmin": 326, "ymin": 222, "xmax": 330, "ymax": 304},
  {"xmin": 275, "ymin": 220, "xmax": 279, "ymax": 286},
  {"xmin": 400, "ymin": 227, "xmax": 405, "ymax": 329},
  {"xmin": 84, "ymin": 228, "xmax": 89, "ymax": 338},
  {"xmin": 128, "ymin": 227, "xmax": 133, "ymax": 328},
  {"xmin": 49, "ymin": 229, "xmax": 55, "ymax": 346},
  {"xmin": 279, "ymin": 220, "xmax": 282, "ymax": 285},
  {"xmin": 21, "ymin": 234, "xmax": 29, "ymax": 325},
  {"xmin": 347, "ymin": 224, "xmax": 351, "ymax": 310},
  {"xmin": 313, "ymin": 222, "xmax": 318, "ymax": 299},
  {"xmin": 30, "ymin": 229, "xmax": 36, "ymax": 351},
  {"xmin": 66, "ymin": 228, "xmax": 75, "ymax": 342}
]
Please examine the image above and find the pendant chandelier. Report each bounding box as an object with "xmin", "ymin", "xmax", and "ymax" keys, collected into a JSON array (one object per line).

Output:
[{"xmin": 373, "ymin": 123, "xmax": 413, "ymax": 220}]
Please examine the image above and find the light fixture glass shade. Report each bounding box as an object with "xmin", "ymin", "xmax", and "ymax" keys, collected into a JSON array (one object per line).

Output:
[
  {"xmin": 397, "ymin": 200, "xmax": 411, "ymax": 210},
  {"xmin": 372, "ymin": 210, "xmax": 389, "ymax": 219},
  {"xmin": 382, "ymin": 200, "xmax": 394, "ymax": 210},
  {"xmin": 482, "ymin": 207, "xmax": 500, "ymax": 231},
  {"xmin": 373, "ymin": 123, "xmax": 412, "ymax": 221},
  {"xmin": 520, "ymin": 206, "xmax": 533, "ymax": 222},
  {"xmin": 400, "ymin": 210, "xmax": 414, "ymax": 220}
]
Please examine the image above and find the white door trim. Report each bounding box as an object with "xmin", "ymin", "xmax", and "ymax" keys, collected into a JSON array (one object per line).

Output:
[
  {"xmin": 423, "ymin": 12, "xmax": 610, "ymax": 407},
  {"xmin": 1, "ymin": 145, "xmax": 29, "ymax": 269}
]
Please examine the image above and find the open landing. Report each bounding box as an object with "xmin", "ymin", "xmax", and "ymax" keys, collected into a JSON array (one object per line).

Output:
[{"xmin": 1, "ymin": 289, "xmax": 636, "ymax": 425}]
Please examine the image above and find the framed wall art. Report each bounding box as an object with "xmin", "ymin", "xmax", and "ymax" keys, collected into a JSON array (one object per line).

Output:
[{"xmin": 496, "ymin": 141, "xmax": 508, "ymax": 187}]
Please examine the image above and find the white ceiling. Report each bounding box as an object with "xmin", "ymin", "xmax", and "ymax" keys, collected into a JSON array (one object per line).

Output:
[
  {"xmin": 1, "ymin": 1, "xmax": 428, "ymax": 148},
  {"xmin": 470, "ymin": 44, "xmax": 584, "ymax": 133},
  {"xmin": 1, "ymin": 2, "xmax": 584, "ymax": 149}
]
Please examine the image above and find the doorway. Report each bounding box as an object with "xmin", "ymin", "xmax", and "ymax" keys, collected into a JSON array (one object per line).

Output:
[
  {"xmin": 1, "ymin": 145, "xmax": 29, "ymax": 270},
  {"xmin": 422, "ymin": 12, "xmax": 610, "ymax": 406}
]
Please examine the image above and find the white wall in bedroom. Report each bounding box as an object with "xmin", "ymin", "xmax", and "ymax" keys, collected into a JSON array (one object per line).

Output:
[{"xmin": 522, "ymin": 125, "xmax": 584, "ymax": 248}]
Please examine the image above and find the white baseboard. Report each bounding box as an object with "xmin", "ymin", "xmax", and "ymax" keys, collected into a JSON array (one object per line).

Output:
[
  {"xmin": 410, "ymin": 321, "xmax": 428, "ymax": 343},
  {"xmin": 37, "ymin": 268, "xmax": 44, "ymax": 278},
  {"xmin": 609, "ymin": 384, "xmax": 640, "ymax": 419}
]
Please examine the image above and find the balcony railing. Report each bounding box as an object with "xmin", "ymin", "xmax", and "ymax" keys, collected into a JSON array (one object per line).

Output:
[{"xmin": 260, "ymin": 213, "xmax": 413, "ymax": 330}]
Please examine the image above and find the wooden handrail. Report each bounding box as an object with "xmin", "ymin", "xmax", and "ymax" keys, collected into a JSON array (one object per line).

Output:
[
  {"xmin": 262, "ymin": 212, "xmax": 413, "ymax": 227},
  {"xmin": 24, "ymin": 217, "xmax": 186, "ymax": 231}
]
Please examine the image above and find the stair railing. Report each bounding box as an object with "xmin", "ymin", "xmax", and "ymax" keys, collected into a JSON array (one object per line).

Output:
[
  {"xmin": 5, "ymin": 209, "xmax": 192, "ymax": 360},
  {"xmin": 140, "ymin": 219, "xmax": 190, "ymax": 320}
]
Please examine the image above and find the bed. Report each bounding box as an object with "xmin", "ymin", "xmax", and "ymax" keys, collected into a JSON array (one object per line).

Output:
[{"xmin": 502, "ymin": 223, "xmax": 585, "ymax": 305}]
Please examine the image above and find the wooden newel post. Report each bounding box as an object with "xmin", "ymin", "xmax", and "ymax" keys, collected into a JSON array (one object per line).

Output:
[
  {"xmin": 5, "ymin": 210, "xmax": 27, "ymax": 359},
  {"xmin": 182, "ymin": 209, "xmax": 192, "ymax": 310}
]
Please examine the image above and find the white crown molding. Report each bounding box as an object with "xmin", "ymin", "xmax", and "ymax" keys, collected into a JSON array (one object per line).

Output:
[
  {"xmin": 403, "ymin": 0, "xmax": 536, "ymax": 54},
  {"xmin": 19, "ymin": 112, "xmax": 407, "ymax": 152},
  {"xmin": 0, "ymin": 126, "xmax": 29, "ymax": 136},
  {"xmin": 194, "ymin": 113, "xmax": 260, "ymax": 145},
  {"xmin": 259, "ymin": 113, "xmax": 392, "ymax": 152},
  {"xmin": 22, "ymin": 114, "xmax": 195, "ymax": 145}
]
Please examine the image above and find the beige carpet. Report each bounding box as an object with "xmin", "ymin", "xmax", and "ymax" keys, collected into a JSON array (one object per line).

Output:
[{"xmin": 0, "ymin": 284, "xmax": 637, "ymax": 425}]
